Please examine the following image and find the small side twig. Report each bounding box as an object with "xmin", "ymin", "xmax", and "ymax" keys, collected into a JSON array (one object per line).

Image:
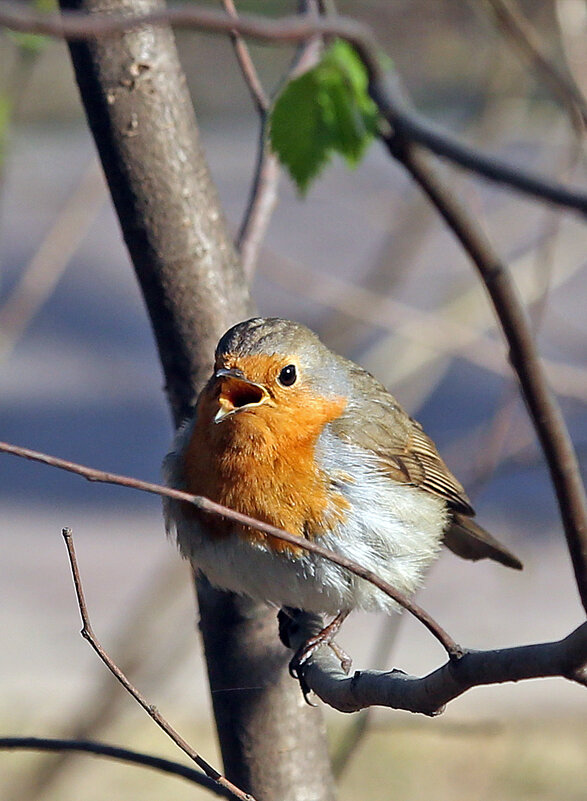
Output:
[
  {"xmin": 0, "ymin": 4, "xmax": 585, "ymax": 214},
  {"xmin": 221, "ymin": 0, "xmax": 279, "ymax": 280},
  {"xmin": 60, "ymin": 528, "xmax": 254, "ymax": 801},
  {"xmin": 0, "ymin": 737, "xmax": 231, "ymax": 796},
  {"xmin": 0, "ymin": 440, "xmax": 460, "ymax": 656}
]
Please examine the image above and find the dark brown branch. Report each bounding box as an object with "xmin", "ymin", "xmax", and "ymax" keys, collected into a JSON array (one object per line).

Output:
[
  {"xmin": 228, "ymin": 1, "xmax": 322, "ymax": 280},
  {"xmin": 287, "ymin": 613, "xmax": 587, "ymax": 714},
  {"xmin": 0, "ymin": 440, "xmax": 460, "ymax": 656},
  {"xmin": 379, "ymin": 137, "xmax": 587, "ymax": 614},
  {"xmin": 61, "ymin": 528, "xmax": 254, "ymax": 801},
  {"xmin": 0, "ymin": 3, "xmax": 585, "ymax": 214},
  {"xmin": 0, "ymin": 737, "xmax": 230, "ymax": 796},
  {"xmin": 221, "ymin": 0, "xmax": 269, "ymax": 115},
  {"xmin": 221, "ymin": 0, "xmax": 279, "ymax": 279}
]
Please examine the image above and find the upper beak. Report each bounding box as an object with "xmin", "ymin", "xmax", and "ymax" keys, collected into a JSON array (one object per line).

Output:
[{"xmin": 213, "ymin": 368, "xmax": 269, "ymax": 423}]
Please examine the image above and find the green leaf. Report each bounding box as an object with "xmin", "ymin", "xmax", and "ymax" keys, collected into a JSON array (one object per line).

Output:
[{"xmin": 270, "ymin": 39, "xmax": 379, "ymax": 194}]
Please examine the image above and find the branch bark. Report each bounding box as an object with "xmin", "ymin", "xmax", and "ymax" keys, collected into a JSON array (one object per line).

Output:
[
  {"xmin": 57, "ymin": 0, "xmax": 335, "ymax": 797},
  {"xmin": 0, "ymin": 2, "xmax": 585, "ymax": 213},
  {"xmin": 287, "ymin": 614, "xmax": 587, "ymax": 714},
  {"xmin": 0, "ymin": 737, "xmax": 231, "ymax": 796}
]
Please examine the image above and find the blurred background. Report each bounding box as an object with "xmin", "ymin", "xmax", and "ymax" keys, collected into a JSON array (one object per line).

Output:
[{"xmin": 1, "ymin": 1, "xmax": 586, "ymax": 799}]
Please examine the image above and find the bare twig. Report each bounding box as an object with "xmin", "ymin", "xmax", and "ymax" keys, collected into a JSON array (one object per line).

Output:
[
  {"xmin": 237, "ymin": 131, "xmax": 280, "ymax": 279},
  {"xmin": 13, "ymin": 560, "xmax": 189, "ymax": 801},
  {"xmin": 382, "ymin": 137, "xmax": 587, "ymax": 612},
  {"xmin": 288, "ymin": 613, "xmax": 587, "ymax": 714},
  {"xmin": 221, "ymin": 0, "xmax": 269, "ymax": 114},
  {"xmin": 0, "ymin": 440, "xmax": 460, "ymax": 656},
  {"xmin": 0, "ymin": 737, "xmax": 230, "ymax": 796},
  {"xmin": 221, "ymin": 0, "xmax": 278, "ymax": 279},
  {"xmin": 60, "ymin": 528, "xmax": 254, "ymax": 801},
  {"xmin": 0, "ymin": 3, "xmax": 585, "ymax": 213},
  {"xmin": 228, "ymin": 1, "xmax": 322, "ymax": 279}
]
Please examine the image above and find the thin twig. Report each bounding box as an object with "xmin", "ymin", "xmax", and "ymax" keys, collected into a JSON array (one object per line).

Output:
[
  {"xmin": 236, "ymin": 129, "xmax": 280, "ymax": 280},
  {"xmin": 0, "ymin": 441, "xmax": 461, "ymax": 656},
  {"xmin": 220, "ymin": 0, "xmax": 279, "ymax": 279},
  {"xmin": 60, "ymin": 528, "xmax": 254, "ymax": 801},
  {"xmin": 228, "ymin": 1, "xmax": 322, "ymax": 279},
  {"xmin": 0, "ymin": 3, "xmax": 585, "ymax": 214},
  {"xmin": 0, "ymin": 737, "xmax": 230, "ymax": 796},
  {"xmin": 221, "ymin": 0, "xmax": 268, "ymax": 114}
]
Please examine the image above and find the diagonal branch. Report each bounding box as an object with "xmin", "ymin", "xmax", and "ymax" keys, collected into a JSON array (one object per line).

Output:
[
  {"xmin": 0, "ymin": 439, "xmax": 460, "ymax": 656},
  {"xmin": 0, "ymin": 737, "xmax": 231, "ymax": 796},
  {"xmin": 60, "ymin": 528, "xmax": 254, "ymax": 801},
  {"xmin": 0, "ymin": 3, "xmax": 585, "ymax": 213},
  {"xmin": 380, "ymin": 137, "xmax": 587, "ymax": 614},
  {"xmin": 221, "ymin": 0, "xmax": 269, "ymax": 114}
]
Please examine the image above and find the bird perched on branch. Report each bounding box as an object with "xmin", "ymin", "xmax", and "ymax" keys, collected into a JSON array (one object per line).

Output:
[{"xmin": 163, "ymin": 317, "xmax": 521, "ymax": 676}]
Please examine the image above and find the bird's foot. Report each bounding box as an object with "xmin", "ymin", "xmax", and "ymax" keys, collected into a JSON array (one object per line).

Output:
[{"xmin": 288, "ymin": 610, "xmax": 352, "ymax": 679}]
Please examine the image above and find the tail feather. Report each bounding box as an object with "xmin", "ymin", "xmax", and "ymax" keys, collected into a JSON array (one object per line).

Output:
[{"xmin": 444, "ymin": 514, "xmax": 523, "ymax": 570}]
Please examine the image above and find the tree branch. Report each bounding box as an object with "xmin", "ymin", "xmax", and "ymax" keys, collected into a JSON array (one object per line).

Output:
[
  {"xmin": 0, "ymin": 737, "xmax": 231, "ymax": 796},
  {"xmin": 0, "ymin": 3, "xmax": 585, "ymax": 214},
  {"xmin": 53, "ymin": 0, "xmax": 335, "ymax": 795},
  {"xmin": 380, "ymin": 137, "xmax": 587, "ymax": 614},
  {"xmin": 61, "ymin": 528, "xmax": 254, "ymax": 801},
  {"xmin": 287, "ymin": 614, "xmax": 587, "ymax": 715},
  {"xmin": 0, "ymin": 439, "xmax": 460, "ymax": 656}
]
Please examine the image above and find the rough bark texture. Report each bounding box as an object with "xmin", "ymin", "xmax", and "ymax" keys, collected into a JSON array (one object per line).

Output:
[{"xmin": 59, "ymin": 0, "xmax": 336, "ymax": 797}]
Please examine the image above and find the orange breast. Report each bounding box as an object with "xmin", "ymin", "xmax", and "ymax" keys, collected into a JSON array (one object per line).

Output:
[{"xmin": 182, "ymin": 382, "xmax": 349, "ymax": 555}]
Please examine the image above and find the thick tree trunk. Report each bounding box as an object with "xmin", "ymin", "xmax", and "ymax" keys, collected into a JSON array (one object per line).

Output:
[{"xmin": 59, "ymin": 0, "xmax": 336, "ymax": 797}]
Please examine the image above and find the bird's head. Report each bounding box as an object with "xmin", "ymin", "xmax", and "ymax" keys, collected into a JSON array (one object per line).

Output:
[{"xmin": 202, "ymin": 318, "xmax": 350, "ymax": 431}]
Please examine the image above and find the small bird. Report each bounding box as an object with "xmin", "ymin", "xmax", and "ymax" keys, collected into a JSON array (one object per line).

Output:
[{"xmin": 163, "ymin": 317, "xmax": 521, "ymax": 673}]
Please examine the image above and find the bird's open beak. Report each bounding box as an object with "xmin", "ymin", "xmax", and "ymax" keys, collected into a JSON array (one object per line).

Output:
[{"xmin": 213, "ymin": 368, "xmax": 269, "ymax": 423}]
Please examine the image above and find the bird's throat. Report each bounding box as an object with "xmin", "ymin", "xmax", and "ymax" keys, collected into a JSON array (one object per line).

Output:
[{"xmin": 181, "ymin": 391, "xmax": 349, "ymax": 553}]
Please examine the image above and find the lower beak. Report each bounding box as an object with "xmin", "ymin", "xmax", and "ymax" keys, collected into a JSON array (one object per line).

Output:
[{"xmin": 213, "ymin": 369, "xmax": 269, "ymax": 423}]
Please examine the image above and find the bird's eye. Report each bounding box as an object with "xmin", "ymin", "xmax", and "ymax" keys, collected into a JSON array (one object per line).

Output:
[{"xmin": 277, "ymin": 364, "xmax": 297, "ymax": 387}]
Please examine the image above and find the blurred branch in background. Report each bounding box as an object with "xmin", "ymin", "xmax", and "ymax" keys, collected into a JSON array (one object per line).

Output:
[
  {"xmin": 479, "ymin": 0, "xmax": 587, "ymax": 133},
  {"xmin": 556, "ymin": 0, "xmax": 587, "ymax": 107},
  {"xmin": 0, "ymin": 158, "xmax": 105, "ymax": 361},
  {"xmin": 260, "ymin": 245, "xmax": 587, "ymax": 404}
]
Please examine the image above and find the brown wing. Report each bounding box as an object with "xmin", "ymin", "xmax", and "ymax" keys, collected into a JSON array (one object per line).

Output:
[
  {"xmin": 332, "ymin": 363, "xmax": 474, "ymax": 515},
  {"xmin": 331, "ymin": 362, "xmax": 522, "ymax": 570}
]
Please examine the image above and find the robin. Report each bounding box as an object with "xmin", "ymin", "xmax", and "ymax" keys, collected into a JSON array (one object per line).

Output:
[{"xmin": 163, "ymin": 317, "xmax": 521, "ymax": 675}]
